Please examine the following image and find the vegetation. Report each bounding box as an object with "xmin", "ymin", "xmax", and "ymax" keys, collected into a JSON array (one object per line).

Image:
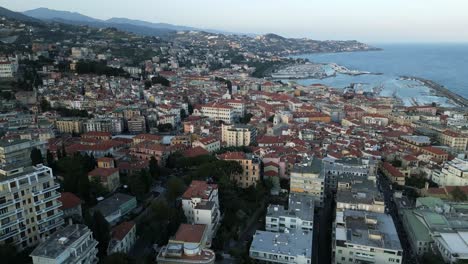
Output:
[
  {"xmin": 137, "ymin": 199, "xmax": 185, "ymax": 246},
  {"xmin": 30, "ymin": 147, "xmax": 43, "ymax": 166},
  {"xmin": 151, "ymin": 75, "xmax": 170, "ymax": 87},
  {"xmin": 76, "ymin": 60, "xmax": 130, "ymax": 77},
  {"xmin": 451, "ymin": 186, "xmax": 467, "ymax": 202},
  {"xmin": 267, "ymin": 115, "xmax": 275, "ymax": 122},
  {"xmin": 239, "ymin": 113, "xmax": 253, "ymax": 124},
  {"xmin": 129, "ymin": 169, "xmax": 153, "ymax": 201},
  {"xmin": 104, "ymin": 253, "xmax": 132, "ymax": 264},
  {"xmin": 56, "ymin": 152, "xmax": 98, "ymax": 204},
  {"xmin": 157, "ymin": 123, "xmax": 173, "ymax": 132},
  {"xmin": 90, "ymin": 211, "xmax": 111, "ymax": 258}
]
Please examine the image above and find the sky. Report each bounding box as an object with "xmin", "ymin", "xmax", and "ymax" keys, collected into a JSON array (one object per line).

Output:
[{"xmin": 1, "ymin": 0, "xmax": 468, "ymax": 43}]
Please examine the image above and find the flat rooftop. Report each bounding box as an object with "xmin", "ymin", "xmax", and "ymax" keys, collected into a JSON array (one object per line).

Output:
[
  {"xmin": 250, "ymin": 229, "xmax": 313, "ymax": 258},
  {"xmin": 30, "ymin": 224, "xmax": 95, "ymax": 260},
  {"xmin": 92, "ymin": 193, "xmax": 135, "ymax": 217},
  {"xmin": 267, "ymin": 193, "xmax": 314, "ymax": 221},
  {"xmin": 336, "ymin": 210, "xmax": 402, "ymax": 251}
]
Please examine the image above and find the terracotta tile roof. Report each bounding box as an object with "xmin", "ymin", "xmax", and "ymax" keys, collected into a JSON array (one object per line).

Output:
[
  {"xmin": 422, "ymin": 146, "xmax": 448, "ymax": 156},
  {"xmin": 173, "ymin": 224, "xmax": 206, "ymax": 243},
  {"xmin": 183, "ymin": 146, "xmax": 209, "ymax": 158},
  {"xmin": 382, "ymin": 162, "xmax": 404, "ymax": 178},
  {"xmin": 182, "ymin": 181, "xmax": 217, "ymax": 199},
  {"xmin": 59, "ymin": 192, "xmax": 81, "ymax": 210},
  {"xmin": 88, "ymin": 167, "xmax": 119, "ymax": 177},
  {"xmin": 111, "ymin": 221, "xmax": 135, "ymax": 241},
  {"xmin": 218, "ymin": 151, "xmax": 246, "ymax": 160}
]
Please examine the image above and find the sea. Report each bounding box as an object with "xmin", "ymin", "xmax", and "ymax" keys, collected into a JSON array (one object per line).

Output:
[{"xmin": 291, "ymin": 43, "xmax": 468, "ymax": 106}]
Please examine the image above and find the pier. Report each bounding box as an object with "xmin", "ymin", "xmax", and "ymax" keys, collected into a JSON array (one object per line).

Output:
[{"xmin": 401, "ymin": 76, "xmax": 468, "ymax": 107}]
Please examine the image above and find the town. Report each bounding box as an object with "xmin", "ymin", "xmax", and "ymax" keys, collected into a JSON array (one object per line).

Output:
[{"xmin": 1, "ymin": 5, "xmax": 468, "ymax": 264}]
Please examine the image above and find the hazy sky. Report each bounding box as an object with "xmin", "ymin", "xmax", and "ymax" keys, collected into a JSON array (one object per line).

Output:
[{"xmin": 1, "ymin": 0, "xmax": 468, "ymax": 42}]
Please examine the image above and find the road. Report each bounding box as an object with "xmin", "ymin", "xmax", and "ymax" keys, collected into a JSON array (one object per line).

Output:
[
  {"xmin": 315, "ymin": 194, "xmax": 334, "ymax": 264},
  {"xmin": 377, "ymin": 172, "xmax": 419, "ymax": 264}
]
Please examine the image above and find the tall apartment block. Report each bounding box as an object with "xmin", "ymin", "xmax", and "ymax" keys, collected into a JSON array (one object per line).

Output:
[{"xmin": 0, "ymin": 139, "xmax": 63, "ymax": 250}]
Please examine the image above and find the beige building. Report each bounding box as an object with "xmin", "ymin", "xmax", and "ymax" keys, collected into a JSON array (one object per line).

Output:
[
  {"xmin": 195, "ymin": 103, "xmax": 234, "ymax": 124},
  {"xmin": 0, "ymin": 165, "xmax": 63, "ymax": 250},
  {"xmin": 439, "ymin": 130, "xmax": 468, "ymax": 152},
  {"xmin": 218, "ymin": 152, "xmax": 260, "ymax": 188},
  {"xmin": 221, "ymin": 124, "xmax": 257, "ymax": 147},
  {"xmin": 55, "ymin": 118, "xmax": 84, "ymax": 134},
  {"xmin": 290, "ymin": 158, "xmax": 325, "ymax": 207}
]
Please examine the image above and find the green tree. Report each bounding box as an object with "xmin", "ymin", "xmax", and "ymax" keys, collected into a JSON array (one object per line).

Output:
[
  {"xmin": 166, "ymin": 176, "xmax": 185, "ymax": 202},
  {"xmin": 30, "ymin": 147, "xmax": 43, "ymax": 166},
  {"xmin": 267, "ymin": 115, "xmax": 275, "ymax": 122},
  {"xmin": 180, "ymin": 109, "xmax": 188, "ymax": 120},
  {"xmin": 129, "ymin": 169, "xmax": 152, "ymax": 200},
  {"xmin": 104, "ymin": 253, "xmax": 131, "ymax": 264},
  {"xmin": 151, "ymin": 75, "xmax": 170, "ymax": 87},
  {"xmin": 46, "ymin": 149, "xmax": 54, "ymax": 166},
  {"xmin": 91, "ymin": 211, "xmax": 110, "ymax": 257},
  {"xmin": 188, "ymin": 103, "xmax": 194, "ymax": 115},
  {"xmin": 40, "ymin": 97, "xmax": 51, "ymax": 112},
  {"xmin": 451, "ymin": 186, "xmax": 467, "ymax": 202},
  {"xmin": 157, "ymin": 123, "xmax": 173, "ymax": 132},
  {"xmin": 149, "ymin": 156, "xmax": 159, "ymax": 180},
  {"xmin": 0, "ymin": 244, "xmax": 17, "ymax": 263}
]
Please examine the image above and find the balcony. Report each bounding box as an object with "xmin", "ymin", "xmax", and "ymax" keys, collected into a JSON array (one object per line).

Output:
[
  {"xmin": 0, "ymin": 208, "xmax": 22, "ymax": 220},
  {"xmin": 35, "ymin": 201, "xmax": 62, "ymax": 215},
  {"xmin": 0, "ymin": 200, "xmax": 14, "ymax": 210},
  {"xmin": 0, "ymin": 228, "xmax": 19, "ymax": 241},
  {"xmin": 39, "ymin": 218, "xmax": 65, "ymax": 233},
  {"xmin": 37, "ymin": 211, "xmax": 64, "ymax": 225},
  {"xmin": 32, "ymin": 184, "xmax": 60, "ymax": 196},
  {"xmin": 34, "ymin": 192, "xmax": 61, "ymax": 206}
]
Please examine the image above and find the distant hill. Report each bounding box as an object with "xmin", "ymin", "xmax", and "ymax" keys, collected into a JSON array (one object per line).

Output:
[
  {"xmin": 23, "ymin": 7, "xmax": 100, "ymax": 23},
  {"xmin": 106, "ymin": 17, "xmax": 198, "ymax": 32},
  {"xmin": 0, "ymin": 6, "xmax": 41, "ymax": 23},
  {"xmin": 23, "ymin": 8, "xmax": 244, "ymax": 37}
]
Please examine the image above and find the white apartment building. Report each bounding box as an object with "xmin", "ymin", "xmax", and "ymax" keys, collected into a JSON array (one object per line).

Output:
[
  {"xmin": 221, "ymin": 124, "xmax": 257, "ymax": 147},
  {"xmin": 196, "ymin": 103, "xmax": 234, "ymax": 124},
  {"xmin": 0, "ymin": 61, "xmax": 17, "ymax": 78},
  {"xmin": 192, "ymin": 137, "xmax": 220, "ymax": 153},
  {"xmin": 333, "ymin": 210, "xmax": 403, "ymax": 264},
  {"xmin": 181, "ymin": 181, "xmax": 220, "ymax": 243},
  {"xmin": 266, "ymin": 193, "xmax": 314, "ymax": 232},
  {"xmin": 221, "ymin": 99, "xmax": 245, "ymax": 119},
  {"xmin": 0, "ymin": 165, "xmax": 63, "ymax": 250},
  {"xmin": 84, "ymin": 118, "xmax": 123, "ymax": 134},
  {"xmin": 432, "ymin": 158, "xmax": 468, "ymax": 186},
  {"xmin": 250, "ymin": 230, "xmax": 313, "ymax": 264},
  {"xmin": 30, "ymin": 224, "xmax": 98, "ymax": 264},
  {"xmin": 336, "ymin": 177, "xmax": 385, "ymax": 214}
]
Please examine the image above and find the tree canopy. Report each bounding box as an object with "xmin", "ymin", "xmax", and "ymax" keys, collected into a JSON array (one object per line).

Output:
[{"xmin": 30, "ymin": 147, "xmax": 43, "ymax": 166}]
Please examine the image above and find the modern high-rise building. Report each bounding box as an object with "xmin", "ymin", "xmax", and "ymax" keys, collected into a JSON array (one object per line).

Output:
[
  {"xmin": 0, "ymin": 164, "xmax": 63, "ymax": 250},
  {"xmin": 0, "ymin": 139, "xmax": 63, "ymax": 250}
]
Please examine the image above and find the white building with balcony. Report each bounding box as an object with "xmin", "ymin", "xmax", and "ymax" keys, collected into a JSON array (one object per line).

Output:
[{"xmin": 181, "ymin": 181, "xmax": 220, "ymax": 244}]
